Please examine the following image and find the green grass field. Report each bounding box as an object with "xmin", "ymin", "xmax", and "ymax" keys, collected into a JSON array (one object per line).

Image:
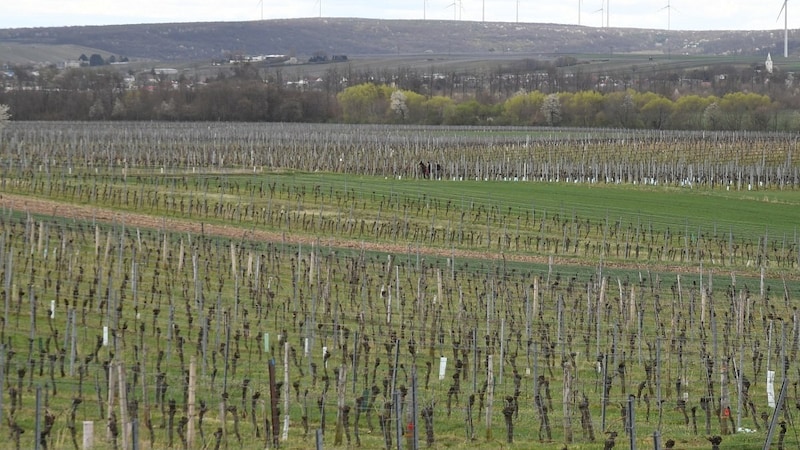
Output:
[{"xmin": 10, "ymin": 167, "xmax": 795, "ymax": 275}]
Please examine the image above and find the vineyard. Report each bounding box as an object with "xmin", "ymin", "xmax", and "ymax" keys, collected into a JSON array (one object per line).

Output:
[{"xmin": 0, "ymin": 121, "xmax": 798, "ymax": 449}]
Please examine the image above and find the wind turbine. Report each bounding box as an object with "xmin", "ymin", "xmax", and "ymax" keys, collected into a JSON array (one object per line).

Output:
[
  {"xmin": 516, "ymin": 0, "xmax": 520, "ymax": 23},
  {"xmin": 314, "ymin": 0, "xmax": 322, "ymax": 18},
  {"xmin": 777, "ymin": 0, "xmax": 789, "ymax": 58},
  {"xmin": 660, "ymin": 1, "xmax": 679, "ymax": 58},
  {"xmin": 594, "ymin": 0, "xmax": 605, "ymax": 28},
  {"xmin": 424, "ymin": 0, "xmax": 427, "ymax": 20},
  {"xmin": 660, "ymin": 0, "xmax": 676, "ymax": 31},
  {"xmin": 578, "ymin": 0, "xmax": 582, "ymax": 25},
  {"xmin": 257, "ymin": 0, "xmax": 263, "ymax": 20},
  {"xmin": 447, "ymin": 0, "xmax": 463, "ymax": 20}
]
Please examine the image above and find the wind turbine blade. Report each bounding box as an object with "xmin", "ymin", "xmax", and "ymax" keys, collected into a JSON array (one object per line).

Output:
[{"xmin": 777, "ymin": 1, "xmax": 786, "ymax": 22}]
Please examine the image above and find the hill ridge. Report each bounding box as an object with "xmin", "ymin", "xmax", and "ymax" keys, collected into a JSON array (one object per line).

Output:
[{"xmin": 0, "ymin": 17, "xmax": 792, "ymax": 62}]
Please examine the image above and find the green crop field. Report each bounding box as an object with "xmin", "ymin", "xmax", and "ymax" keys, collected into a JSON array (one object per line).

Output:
[{"xmin": 0, "ymin": 122, "xmax": 798, "ymax": 450}]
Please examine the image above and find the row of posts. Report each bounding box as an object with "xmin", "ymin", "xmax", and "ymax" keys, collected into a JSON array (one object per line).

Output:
[{"xmin": 20, "ymin": 343, "xmax": 786, "ymax": 450}]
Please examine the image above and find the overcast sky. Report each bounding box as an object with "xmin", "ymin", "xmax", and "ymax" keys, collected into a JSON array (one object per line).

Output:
[{"xmin": 1, "ymin": 0, "xmax": 795, "ymax": 31}]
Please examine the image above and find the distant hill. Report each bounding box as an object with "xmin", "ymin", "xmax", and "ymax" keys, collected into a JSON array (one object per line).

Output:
[
  {"xmin": 0, "ymin": 18, "xmax": 795, "ymax": 63},
  {"xmin": 0, "ymin": 42, "xmax": 118, "ymax": 66}
]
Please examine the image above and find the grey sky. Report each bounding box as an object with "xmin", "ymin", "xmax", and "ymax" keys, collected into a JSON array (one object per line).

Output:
[{"xmin": 0, "ymin": 0, "xmax": 794, "ymax": 32}]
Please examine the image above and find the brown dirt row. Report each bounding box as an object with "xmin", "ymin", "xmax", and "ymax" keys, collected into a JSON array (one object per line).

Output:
[{"xmin": 0, "ymin": 192, "xmax": 780, "ymax": 281}]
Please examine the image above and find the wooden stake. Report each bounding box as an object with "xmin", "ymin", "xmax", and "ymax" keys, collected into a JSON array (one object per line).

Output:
[
  {"xmin": 499, "ymin": 319, "xmax": 505, "ymax": 385},
  {"xmin": 656, "ymin": 336, "xmax": 663, "ymax": 433},
  {"xmin": 118, "ymin": 363, "xmax": 129, "ymax": 450},
  {"xmin": 700, "ymin": 279, "xmax": 707, "ymax": 325},
  {"xmin": 188, "ymin": 357, "xmax": 197, "ymax": 449},
  {"xmin": 107, "ymin": 360, "xmax": 116, "ymax": 441},
  {"xmin": 628, "ymin": 284, "xmax": 636, "ymax": 330},
  {"xmin": 597, "ymin": 277, "xmax": 606, "ymax": 359},
  {"xmin": 601, "ymin": 353, "xmax": 608, "ymax": 432},
  {"xmin": 335, "ymin": 365, "xmax": 347, "ymax": 445},
  {"xmin": 141, "ymin": 344, "xmax": 151, "ymax": 448},
  {"xmin": 83, "ymin": 421, "xmax": 94, "ymax": 450},
  {"xmin": 736, "ymin": 292, "xmax": 745, "ymax": 433},
  {"xmin": 562, "ymin": 355, "xmax": 575, "ymax": 445},
  {"xmin": 268, "ymin": 359, "xmax": 280, "ymax": 448},
  {"xmin": 394, "ymin": 389, "xmax": 403, "ymax": 450},
  {"xmin": 34, "ymin": 385, "xmax": 42, "ymax": 450},
  {"xmin": 282, "ymin": 341, "xmax": 290, "ymax": 441},
  {"xmin": 486, "ymin": 354, "xmax": 494, "ymax": 441},
  {"xmin": 718, "ymin": 360, "xmax": 729, "ymax": 435},
  {"xmin": 411, "ymin": 365, "xmax": 419, "ymax": 450}
]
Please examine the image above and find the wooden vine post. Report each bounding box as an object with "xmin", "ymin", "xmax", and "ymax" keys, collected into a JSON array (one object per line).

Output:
[
  {"xmin": 334, "ymin": 365, "xmax": 346, "ymax": 446},
  {"xmin": 720, "ymin": 360, "xmax": 730, "ymax": 435},
  {"xmin": 282, "ymin": 341, "xmax": 290, "ymax": 441},
  {"xmin": 486, "ymin": 354, "xmax": 493, "ymax": 441},
  {"xmin": 562, "ymin": 355, "xmax": 574, "ymax": 445},
  {"xmin": 118, "ymin": 363, "xmax": 129, "ymax": 450},
  {"xmin": 188, "ymin": 357, "xmax": 197, "ymax": 449},
  {"xmin": 269, "ymin": 358, "xmax": 280, "ymax": 448},
  {"xmin": 107, "ymin": 360, "xmax": 116, "ymax": 441}
]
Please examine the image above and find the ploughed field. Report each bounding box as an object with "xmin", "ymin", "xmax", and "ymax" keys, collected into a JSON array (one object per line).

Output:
[{"xmin": 0, "ymin": 121, "xmax": 798, "ymax": 449}]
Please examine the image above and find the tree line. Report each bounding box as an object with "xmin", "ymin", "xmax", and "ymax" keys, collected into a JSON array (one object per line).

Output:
[
  {"xmin": 0, "ymin": 62, "xmax": 795, "ymax": 130},
  {"xmin": 0, "ymin": 66, "xmax": 331, "ymax": 122},
  {"xmin": 341, "ymin": 84, "xmax": 779, "ymax": 131}
]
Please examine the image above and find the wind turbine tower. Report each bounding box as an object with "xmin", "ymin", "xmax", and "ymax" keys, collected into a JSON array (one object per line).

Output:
[{"xmin": 778, "ymin": 0, "xmax": 789, "ymax": 57}]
